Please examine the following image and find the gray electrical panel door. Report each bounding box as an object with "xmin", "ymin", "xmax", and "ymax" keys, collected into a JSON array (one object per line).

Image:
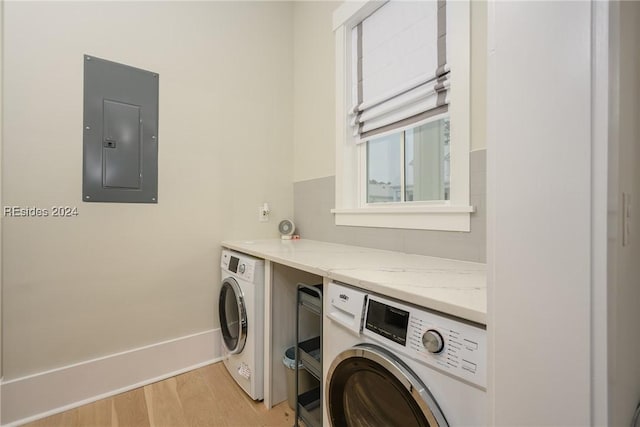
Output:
[{"xmin": 83, "ymin": 55, "xmax": 158, "ymax": 203}]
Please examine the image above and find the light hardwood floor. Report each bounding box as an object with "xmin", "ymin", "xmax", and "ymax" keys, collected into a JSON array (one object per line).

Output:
[{"xmin": 23, "ymin": 362, "xmax": 293, "ymax": 427}]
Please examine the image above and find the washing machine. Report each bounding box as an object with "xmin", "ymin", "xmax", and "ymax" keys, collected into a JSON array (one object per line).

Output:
[
  {"xmin": 219, "ymin": 249, "xmax": 265, "ymax": 400},
  {"xmin": 324, "ymin": 282, "xmax": 486, "ymax": 426}
]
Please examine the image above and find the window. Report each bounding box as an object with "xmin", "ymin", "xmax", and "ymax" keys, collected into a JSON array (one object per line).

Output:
[
  {"xmin": 332, "ymin": 0, "xmax": 472, "ymax": 231},
  {"xmin": 367, "ymin": 118, "xmax": 450, "ymax": 204}
]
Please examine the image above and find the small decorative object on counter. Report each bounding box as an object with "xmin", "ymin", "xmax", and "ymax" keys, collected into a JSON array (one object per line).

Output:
[{"xmin": 278, "ymin": 219, "xmax": 296, "ymax": 239}]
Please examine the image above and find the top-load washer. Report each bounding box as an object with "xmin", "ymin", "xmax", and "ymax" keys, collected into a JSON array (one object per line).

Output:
[
  {"xmin": 324, "ymin": 281, "xmax": 486, "ymax": 426},
  {"xmin": 219, "ymin": 249, "xmax": 265, "ymax": 400}
]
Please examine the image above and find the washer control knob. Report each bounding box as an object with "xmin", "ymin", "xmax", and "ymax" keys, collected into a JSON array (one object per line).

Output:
[
  {"xmin": 422, "ymin": 329, "xmax": 444, "ymax": 354},
  {"xmin": 238, "ymin": 264, "xmax": 246, "ymax": 274}
]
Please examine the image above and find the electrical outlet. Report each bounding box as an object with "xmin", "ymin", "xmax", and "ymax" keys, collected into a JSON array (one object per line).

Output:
[{"xmin": 258, "ymin": 204, "xmax": 269, "ymax": 222}]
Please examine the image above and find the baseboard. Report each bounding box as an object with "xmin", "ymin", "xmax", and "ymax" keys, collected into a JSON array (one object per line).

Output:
[{"xmin": 1, "ymin": 328, "xmax": 222, "ymax": 426}]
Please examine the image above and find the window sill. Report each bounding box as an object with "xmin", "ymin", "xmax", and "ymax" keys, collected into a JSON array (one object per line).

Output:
[{"xmin": 331, "ymin": 205, "xmax": 474, "ymax": 232}]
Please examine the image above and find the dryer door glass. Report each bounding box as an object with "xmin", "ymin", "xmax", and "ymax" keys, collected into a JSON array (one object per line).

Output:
[
  {"xmin": 327, "ymin": 344, "xmax": 448, "ymax": 427},
  {"xmin": 219, "ymin": 277, "xmax": 247, "ymax": 354}
]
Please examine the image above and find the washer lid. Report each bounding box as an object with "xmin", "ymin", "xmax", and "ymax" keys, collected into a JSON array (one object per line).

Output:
[{"xmin": 327, "ymin": 343, "xmax": 448, "ymax": 427}]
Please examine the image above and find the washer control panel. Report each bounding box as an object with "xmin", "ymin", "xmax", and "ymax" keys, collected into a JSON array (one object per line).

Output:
[
  {"xmin": 221, "ymin": 249, "xmax": 258, "ymax": 283},
  {"xmin": 363, "ymin": 294, "xmax": 486, "ymax": 389}
]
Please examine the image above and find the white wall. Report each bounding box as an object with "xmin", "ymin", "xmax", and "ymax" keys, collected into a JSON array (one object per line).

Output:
[
  {"xmin": 487, "ymin": 1, "xmax": 593, "ymax": 425},
  {"xmin": 470, "ymin": 0, "xmax": 487, "ymax": 153},
  {"xmin": 609, "ymin": 1, "xmax": 640, "ymax": 424},
  {"xmin": 292, "ymin": 0, "xmax": 488, "ymax": 184},
  {"xmin": 293, "ymin": 1, "xmax": 339, "ymax": 183},
  {"xmin": 2, "ymin": 1, "xmax": 293, "ymax": 381}
]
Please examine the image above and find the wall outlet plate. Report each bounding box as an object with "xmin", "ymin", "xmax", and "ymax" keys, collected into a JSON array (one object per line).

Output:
[{"xmin": 259, "ymin": 205, "xmax": 269, "ymax": 222}]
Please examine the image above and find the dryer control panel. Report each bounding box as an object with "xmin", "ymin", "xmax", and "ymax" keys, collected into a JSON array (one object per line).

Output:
[
  {"xmin": 363, "ymin": 294, "xmax": 487, "ymax": 389},
  {"xmin": 221, "ymin": 249, "xmax": 261, "ymax": 283}
]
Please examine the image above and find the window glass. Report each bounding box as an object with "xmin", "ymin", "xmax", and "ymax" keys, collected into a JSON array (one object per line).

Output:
[
  {"xmin": 366, "ymin": 118, "xmax": 450, "ymax": 204},
  {"xmin": 367, "ymin": 133, "xmax": 402, "ymax": 203},
  {"xmin": 405, "ymin": 118, "xmax": 450, "ymax": 201}
]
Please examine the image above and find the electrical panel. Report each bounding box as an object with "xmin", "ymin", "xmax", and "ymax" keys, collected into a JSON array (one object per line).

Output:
[{"xmin": 83, "ymin": 55, "xmax": 159, "ymax": 203}]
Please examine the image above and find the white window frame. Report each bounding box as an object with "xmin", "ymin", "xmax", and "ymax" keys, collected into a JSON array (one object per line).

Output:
[{"xmin": 331, "ymin": 0, "xmax": 473, "ymax": 232}]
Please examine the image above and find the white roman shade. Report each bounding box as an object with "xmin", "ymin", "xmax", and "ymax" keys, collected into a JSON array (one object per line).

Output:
[{"xmin": 350, "ymin": 0, "xmax": 449, "ymax": 143}]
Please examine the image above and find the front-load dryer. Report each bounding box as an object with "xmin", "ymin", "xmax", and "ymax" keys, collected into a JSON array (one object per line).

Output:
[
  {"xmin": 324, "ymin": 282, "xmax": 487, "ymax": 426},
  {"xmin": 219, "ymin": 249, "xmax": 265, "ymax": 400}
]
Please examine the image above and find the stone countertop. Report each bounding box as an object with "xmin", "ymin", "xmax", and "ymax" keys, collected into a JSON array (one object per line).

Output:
[{"xmin": 221, "ymin": 238, "xmax": 487, "ymax": 325}]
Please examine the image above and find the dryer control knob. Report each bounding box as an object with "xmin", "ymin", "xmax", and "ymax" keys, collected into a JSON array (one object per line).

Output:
[
  {"xmin": 422, "ymin": 330, "xmax": 444, "ymax": 354},
  {"xmin": 238, "ymin": 264, "xmax": 246, "ymax": 274}
]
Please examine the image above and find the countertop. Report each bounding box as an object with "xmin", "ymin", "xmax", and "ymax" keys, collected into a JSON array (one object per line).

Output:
[{"xmin": 222, "ymin": 239, "xmax": 487, "ymax": 325}]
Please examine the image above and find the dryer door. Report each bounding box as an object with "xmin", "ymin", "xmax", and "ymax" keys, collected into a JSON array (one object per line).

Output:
[
  {"xmin": 219, "ymin": 277, "xmax": 247, "ymax": 354},
  {"xmin": 327, "ymin": 343, "xmax": 448, "ymax": 427}
]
